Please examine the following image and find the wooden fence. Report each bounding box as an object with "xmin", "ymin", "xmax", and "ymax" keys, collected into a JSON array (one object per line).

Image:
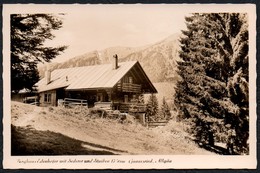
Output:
[{"xmin": 147, "ymin": 121, "xmax": 168, "ymax": 127}]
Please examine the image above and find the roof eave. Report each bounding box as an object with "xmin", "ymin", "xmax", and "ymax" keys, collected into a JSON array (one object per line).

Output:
[{"xmin": 65, "ymin": 87, "xmax": 113, "ymax": 91}]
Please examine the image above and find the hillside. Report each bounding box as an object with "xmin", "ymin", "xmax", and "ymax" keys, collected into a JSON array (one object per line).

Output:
[
  {"xmin": 38, "ymin": 33, "xmax": 181, "ymax": 82},
  {"xmin": 120, "ymin": 34, "xmax": 180, "ymax": 82},
  {"xmin": 11, "ymin": 101, "xmax": 214, "ymax": 155}
]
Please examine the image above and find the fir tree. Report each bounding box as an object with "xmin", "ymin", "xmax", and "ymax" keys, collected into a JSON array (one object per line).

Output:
[
  {"xmin": 11, "ymin": 14, "xmax": 67, "ymax": 93},
  {"xmin": 160, "ymin": 97, "xmax": 171, "ymax": 121},
  {"xmin": 175, "ymin": 13, "xmax": 249, "ymax": 154},
  {"xmin": 146, "ymin": 94, "xmax": 159, "ymax": 122}
]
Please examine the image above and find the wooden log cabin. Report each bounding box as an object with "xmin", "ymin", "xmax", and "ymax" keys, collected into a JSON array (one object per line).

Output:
[{"xmin": 34, "ymin": 55, "xmax": 157, "ymax": 112}]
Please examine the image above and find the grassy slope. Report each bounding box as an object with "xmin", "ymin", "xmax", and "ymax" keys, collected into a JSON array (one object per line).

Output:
[{"xmin": 11, "ymin": 101, "xmax": 214, "ymax": 155}]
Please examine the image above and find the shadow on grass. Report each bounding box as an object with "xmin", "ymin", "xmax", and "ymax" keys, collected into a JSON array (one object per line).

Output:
[{"xmin": 11, "ymin": 125, "xmax": 126, "ymax": 155}]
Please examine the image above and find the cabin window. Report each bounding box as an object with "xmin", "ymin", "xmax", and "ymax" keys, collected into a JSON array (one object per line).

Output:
[
  {"xmin": 131, "ymin": 95, "xmax": 137, "ymax": 102},
  {"xmin": 107, "ymin": 92, "xmax": 111, "ymax": 102},
  {"xmin": 122, "ymin": 76, "xmax": 133, "ymax": 84},
  {"xmin": 124, "ymin": 95, "xmax": 129, "ymax": 103},
  {"xmin": 44, "ymin": 93, "xmax": 51, "ymax": 103},
  {"xmin": 97, "ymin": 93, "xmax": 103, "ymax": 102},
  {"xmin": 129, "ymin": 76, "xmax": 133, "ymax": 84}
]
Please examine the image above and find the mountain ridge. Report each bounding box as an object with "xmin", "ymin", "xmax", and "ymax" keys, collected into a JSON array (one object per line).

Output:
[{"xmin": 38, "ymin": 33, "xmax": 181, "ymax": 82}]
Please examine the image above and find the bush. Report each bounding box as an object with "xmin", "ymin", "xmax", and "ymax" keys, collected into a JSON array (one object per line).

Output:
[{"xmin": 54, "ymin": 106, "xmax": 89, "ymax": 117}]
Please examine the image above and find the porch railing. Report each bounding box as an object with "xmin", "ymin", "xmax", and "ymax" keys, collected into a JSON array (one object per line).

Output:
[
  {"xmin": 94, "ymin": 102, "xmax": 112, "ymax": 110},
  {"xmin": 93, "ymin": 101, "xmax": 146, "ymax": 113},
  {"xmin": 58, "ymin": 98, "xmax": 88, "ymax": 107}
]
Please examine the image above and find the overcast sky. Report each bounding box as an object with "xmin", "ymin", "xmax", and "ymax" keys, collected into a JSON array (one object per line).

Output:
[
  {"xmin": 44, "ymin": 5, "xmax": 188, "ymax": 62},
  {"xmin": 4, "ymin": 4, "xmax": 254, "ymax": 63}
]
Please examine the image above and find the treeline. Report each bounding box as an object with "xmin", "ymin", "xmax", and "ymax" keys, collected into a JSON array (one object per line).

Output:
[
  {"xmin": 145, "ymin": 94, "xmax": 171, "ymax": 122},
  {"xmin": 174, "ymin": 13, "xmax": 249, "ymax": 154}
]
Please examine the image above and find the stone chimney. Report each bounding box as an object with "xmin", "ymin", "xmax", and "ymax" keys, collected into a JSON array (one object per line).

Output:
[
  {"xmin": 45, "ymin": 65, "xmax": 51, "ymax": 84},
  {"xmin": 112, "ymin": 54, "xmax": 118, "ymax": 70}
]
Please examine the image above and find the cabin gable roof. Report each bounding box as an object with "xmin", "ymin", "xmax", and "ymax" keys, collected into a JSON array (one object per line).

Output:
[{"xmin": 35, "ymin": 61, "xmax": 157, "ymax": 93}]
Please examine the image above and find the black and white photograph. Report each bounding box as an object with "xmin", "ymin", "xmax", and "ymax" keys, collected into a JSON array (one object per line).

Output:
[{"xmin": 3, "ymin": 4, "xmax": 257, "ymax": 169}]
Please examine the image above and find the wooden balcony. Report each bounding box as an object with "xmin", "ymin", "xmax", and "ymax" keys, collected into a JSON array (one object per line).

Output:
[{"xmin": 121, "ymin": 83, "xmax": 141, "ymax": 93}]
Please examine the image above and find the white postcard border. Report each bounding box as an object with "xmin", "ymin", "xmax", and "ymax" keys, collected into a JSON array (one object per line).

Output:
[{"xmin": 2, "ymin": 4, "xmax": 257, "ymax": 169}]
